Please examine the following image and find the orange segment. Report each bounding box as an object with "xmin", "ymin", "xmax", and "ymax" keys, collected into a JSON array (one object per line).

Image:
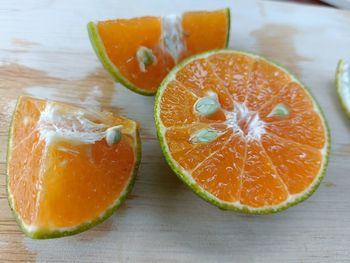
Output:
[
  {"xmin": 97, "ymin": 17, "xmax": 174, "ymax": 93},
  {"xmin": 258, "ymin": 82, "xmax": 326, "ymax": 149},
  {"xmin": 159, "ymin": 80, "xmax": 200, "ymax": 128},
  {"xmin": 265, "ymin": 112, "xmax": 325, "ymax": 149},
  {"xmin": 181, "ymin": 9, "xmax": 229, "ymax": 57},
  {"xmin": 240, "ymin": 141, "xmax": 288, "ymax": 208},
  {"xmin": 7, "ymin": 96, "xmax": 140, "ymax": 238},
  {"xmin": 9, "ymin": 134, "xmax": 45, "ymax": 225},
  {"xmin": 156, "ymin": 50, "xmax": 329, "ymax": 213},
  {"xmin": 165, "ymin": 124, "xmax": 232, "ymax": 171},
  {"xmin": 260, "ymin": 82, "xmax": 314, "ymax": 122},
  {"xmin": 208, "ymin": 53, "xmax": 255, "ymax": 103},
  {"xmin": 9, "ymin": 98, "xmax": 46, "ymax": 225},
  {"xmin": 262, "ymin": 134, "xmax": 322, "ymax": 194},
  {"xmin": 159, "ymin": 79, "xmax": 227, "ymax": 128},
  {"xmin": 37, "ymin": 138, "xmax": 135, "ymax": 228},
  {"xmin": 175, "ymin": 58, "xmax": 233, "ymax": 110},
  {"xmin": 245, "ymin": 58, "xmax": 292, "ymax": 111},
  {"xmin": 192, "ymin": 135, "xmax": 245, "ymax": 202},
  {"xmin": 88, "ymin": 8, "xmax": 230, "ymax": 95}
]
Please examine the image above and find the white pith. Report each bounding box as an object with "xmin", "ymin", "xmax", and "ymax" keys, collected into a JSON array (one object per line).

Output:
[
  {"xmin": 161, "ymin": 14, "xmax": 185, "ymax": 63},
  {"xmin": 224, "ymin": 102, "xmax": 266, "ymax": 141},
  {"xmin": 338, "ymin": 60, "xmax": 350, "ymax": 113},
  {"xmin": 156, "ymin": 50, "xmax": 330, "ymax": 212},
  {"xmin": 39, "ymin": 102, "xmax": 108, "ymax": 145},
  {"xmin": 8, "ymin": 98, "xmax": 139, "ymax": 235}
]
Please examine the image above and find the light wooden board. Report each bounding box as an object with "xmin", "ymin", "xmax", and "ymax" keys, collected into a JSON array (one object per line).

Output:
[{"xmin": 1, "ymin": 0, "xmax": 350, "ymax": 262}]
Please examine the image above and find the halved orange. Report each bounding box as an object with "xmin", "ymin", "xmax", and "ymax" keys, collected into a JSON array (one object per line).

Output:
[
  {"xmin": 155, "ymin": 50, "xmax": 330, "ymax": 213},
  {"xmin": 7, "ymin": 96, "xmax": 141, "ymax": 238},
  {"xmin": 88, "ymin": 8, "xmax": 230, "ymax": 95}
]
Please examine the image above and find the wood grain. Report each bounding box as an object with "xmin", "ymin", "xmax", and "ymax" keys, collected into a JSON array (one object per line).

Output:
[{"xmin": 1, "ymin": 0, "xmax": 350, "ymax": 262}]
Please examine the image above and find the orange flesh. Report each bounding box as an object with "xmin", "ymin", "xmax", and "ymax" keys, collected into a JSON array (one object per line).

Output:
[
  {"xmin": 182, "ymin": 10, "xmax": 229, "ymax": 57},
  {"xmin": 8, "ymin": 97, "xmax": 137, "ymax": 228},
  {"xmin": 96, "ymin": 9, "xmax": 228, "ymax": 93},
  {"xmin": 159, "ymin": 52, "xmax": 327, "ymax": 208}
]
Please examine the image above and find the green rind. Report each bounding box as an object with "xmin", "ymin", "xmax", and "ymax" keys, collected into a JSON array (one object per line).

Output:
[
  {"xmin": 336, "ymin": 59, "xmax": 350, "ymax": 117},
  {"xmin": 154, "ymin": 49, "xmax": 331, "ymax": 214},
  {"xmin": 87, "ymin": 22, "xmax": 155, "ymax": 96},
  {"xmin": 224, "ymin": 8, "xmax": 231, "ymax": 48},
  {"xmin": 7, "ymin": 97, "xmax": 142, "ymax": 239},
  {"xmin": 87, "ymin": 8, "xmax": 231, "ymax": 97}
]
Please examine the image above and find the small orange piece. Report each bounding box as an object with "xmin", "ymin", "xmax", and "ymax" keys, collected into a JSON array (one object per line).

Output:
[
  {"xmin": 88, "ymin": 8, "xmax": 230, "ymax": 95},
  {"xmin": 155, "ymin": 50, "xmax": 330, "ymax": 213},
  {"xmin": 7, "ymin": 96, "xmax": 141, "ymax": 238}
]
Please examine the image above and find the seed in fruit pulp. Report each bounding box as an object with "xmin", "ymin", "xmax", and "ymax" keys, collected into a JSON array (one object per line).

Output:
[
  {"xmin": 136, "ymin": 46, "xmax": 157, "ymax": 72},
  {"xmin": 190, "ymin": 129, "xmax": 220, "ymax": 144},
  {"xmin": 195, "ymin": 96, "xmax": 220, "ymax": 116},
  {"xmin": 105, "ymin": 125, "xmax": 123, "ymax": 146},
  {"xmin": 267, "ymin": 103, "xmax": 289, "ymax": 118}
]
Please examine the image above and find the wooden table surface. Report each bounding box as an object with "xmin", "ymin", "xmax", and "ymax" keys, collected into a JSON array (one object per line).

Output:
[{"xmin": 1, "ymin": 0, "xmax": 350, "ymax": 262}]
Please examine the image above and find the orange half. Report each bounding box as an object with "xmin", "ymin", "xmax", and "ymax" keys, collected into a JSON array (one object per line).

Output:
[
  {"xmin": 155, "ymin": 50, "xmax": 330, "ymax": 213},
  {"xmin": 88, "ymin": 8, "xmax": 230, "ymax": 95},
  {"xmin": 7, "ymin": 96, "xmax": 141, "ymax": 238}
]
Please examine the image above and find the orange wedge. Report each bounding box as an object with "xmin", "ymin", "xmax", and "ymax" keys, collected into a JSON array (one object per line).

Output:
[
  {"xmin": 155, "ymin": 50, "xmax": 330, "ymax": 213},
  {"xmin": 7, "ymin": 96, "xmax": 141, "ymax": 238},
  {"xmin": 336, "ymin": 59, "xmax": 350, "ymax": 117},
  {"xmin": 88, "ymin": 8, "xmax": 230, "ymax": 95}
]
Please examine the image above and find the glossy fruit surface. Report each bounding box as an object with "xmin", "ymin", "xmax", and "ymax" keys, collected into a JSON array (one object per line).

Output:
[
  {"xmin": 7, "ymin": 96, "xmax": 141, "ymax": 238},
  {"xmin": 88, "ymin": 8, "xmax": 230, "ymax": 95},
  {"xmin": 155, "ymin": 49, "xmax": 330, "ymax": 213}
]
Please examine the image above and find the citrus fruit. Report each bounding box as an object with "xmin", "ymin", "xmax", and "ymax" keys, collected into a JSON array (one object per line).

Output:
[
  {"xmin": 87, "ymin": 8, "xmax": 230, "ymax": 96},
  {"xmin": 7, "ymin": 96, "xmax": 141, "ymax": 238},
  {"xmin": 336, "ymin": 59, "xmax": 350, "ymax": 117},
  {"xmin": 155, "ymin": 49, "xmax": 330, "ymax": 214}
]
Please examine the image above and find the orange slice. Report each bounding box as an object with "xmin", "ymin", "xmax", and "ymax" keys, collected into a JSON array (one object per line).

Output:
[
  {"xmin": 87, "ymin": 8, "xmax": 230, "ymax": 95},
  {"xmin": 7, "ymin": 96, "xmax": 141, "ymax": 238},
  {"xmin": 155, "ymin": 50, "xmax": 330, "ymax": 213},
  {"xmin": 336, "ymin": 59, "xmax": 350, "ymax": 117}
]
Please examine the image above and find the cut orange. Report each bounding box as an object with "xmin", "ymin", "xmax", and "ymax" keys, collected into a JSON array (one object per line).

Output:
[
  {"xmin": 155, "ymin": 50, "xmax": 330, "ymax": 213},
  {"xmin": 7, "ymin": 96, "xmax": 141, "ymax": 238},
  {"xmin": 336, "ymin": 59, "xmax": 350, "ymax": 117},
  {"xmin": 87, "ymin": 8, "xmax": 230, "ymax": 95}
]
